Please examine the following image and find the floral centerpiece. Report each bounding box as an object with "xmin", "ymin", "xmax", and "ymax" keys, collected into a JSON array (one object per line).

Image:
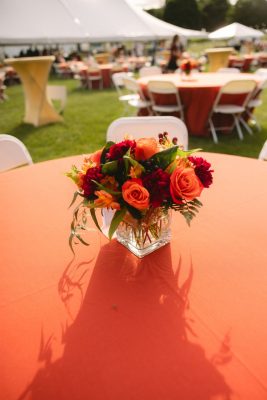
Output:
[
  {"xmin": 180, "ymin": 59, "xmax": 198, "ymax": 77},
  {"xmin": 67, "ymin": 133, "xmax": 213, "ymax": 257}
]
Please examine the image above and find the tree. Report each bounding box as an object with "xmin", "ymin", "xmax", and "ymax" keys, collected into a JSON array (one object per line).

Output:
[
  {"xmin": 199, "ymin": 0, "xmax": 230, "ymax": 32},
  {"xmin": 232, "ymin": 0, "xmax": 267, "ymax": 29},
  {"xmin": 163, "ymin": 0, "xmax": 201, "ymax": 30}
]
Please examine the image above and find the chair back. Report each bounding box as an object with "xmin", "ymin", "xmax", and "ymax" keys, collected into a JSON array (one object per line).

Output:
[
  {"xmin": 123, "ymin": 76, "xmax": 140, "ymax": 93},
  {"xmin": 213, "ymin": 79, "xmax": 257, "ymax": 109},
  {"xmin": 147, "ymin": 80, "xmax": 183, "ymax": 114},
  {"xmin": 87, "ymin": 67, "xmax": 101, "ymax": 75},
  {"xmin": 147, "ymin": 80, "xmax": 178, "ymax": 95},
  {"xmin": 46, "ymin": 85, "xmax": 67, "ymax": 113},
  {"xmin": 217, "ymin": 68, "xmax": 240, "ymax": 74},
  {"xmin": 106, "ymin": 116, "xmax": 188, "ymax": 150},
  {"xmin": 139, "ymin": 66, "xmax": 162, "ymax": 77},
  {"xmin": 254, "ymin": 68, "xmax": 267, "ymax": 77},
  {"xmin": 112, "ymin": 72, "xmax": 131, "ymax": 88},
  {"xmin": 258, "ymin": 140, "xmax": 267, "ymax": 160},
  {"xmin": 0, "ymin": 134, "xmax": 33, "ymax": 172}
]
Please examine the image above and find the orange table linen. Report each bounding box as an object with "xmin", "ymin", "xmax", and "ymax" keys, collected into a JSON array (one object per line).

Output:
[
  {"xmin": 1, "ymin": 153, "xmax": 267, "ymax": 400},
  {"xmin": 138, "ymin": 72, "xmax": 262, "ymax": 136}
]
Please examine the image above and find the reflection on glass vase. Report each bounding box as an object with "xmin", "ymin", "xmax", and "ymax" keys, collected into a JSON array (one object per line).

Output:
[{"xmin": 116, "ymin": 207, "xmax": 172, "ymax": 258}]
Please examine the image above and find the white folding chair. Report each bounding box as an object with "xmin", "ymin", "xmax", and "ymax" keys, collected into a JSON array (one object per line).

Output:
[
  {"xmin": 86, "ymin": 67, "xmax": 103, "ymax": 90},
  {"xmin": 0, "ymin": 134, "xmax": 33, "ymax": 172},
  {"xmin": 254, "ymin": 68, "xmax": 267, "ymax": 77},
  {"xmin": 258, "ymin": 140, "xmax": 267, "ymax": 160},
  {"xmin": 104, "ymin": 116, "xmax": 188, "ymax": 231},
  {"xmin": 46, "ymin": 85, "xmax": 67, "ymax": 114},
  {"xmin": 208, "ymin": 79, "xmax": 257, "ymax": 143},
  {"xmin": 245, "ymin": 77, "xmax": 267, "ymax": 131},
  {"xmin": 123, "ymin": 77, "xmax": 152, "ymax": 115},
  {"xmin": 112, "ymin": 72, "xmax": 138, "ymax": 114},
  {"xmin": 106, "ymin": 116, "xmax": 188, "ymax": 150},
  {"xmin": 217, "ymin": 68, "xmax": 240, "ymax": 74},
  {"xmin": 139, "ymin": 66, "xmax": 162, "ymax": 77},
  {"xmin": 147, "ymin": 80, "xmax": 184, "ymax": 121},
  {"xmin": 0, "ymin": 72, "xmax": 7, "ymax": 102}
]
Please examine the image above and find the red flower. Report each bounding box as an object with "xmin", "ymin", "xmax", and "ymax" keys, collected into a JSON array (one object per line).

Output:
[
  {"xmin": 143, "ymin": 169, "xmax": 170, "ymax": 207},
  {"xmin": 189, "ymin": 156, "xmax": 214, "ymax": 188},
  {"xmin": 181, "ymin": 60, "xmax": 192, "ymax": 73},
  {"xmin": 81, "ymin": 167, "xmax": 103, "ymax": 198},
  {"xmin": 107, "ymin": 140, "xmax": 136, "ymax": 161}
]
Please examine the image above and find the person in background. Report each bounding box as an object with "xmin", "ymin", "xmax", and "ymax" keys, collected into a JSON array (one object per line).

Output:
[{"xmin": 166, "ymin": 35, "xmax": 184, "ymax": 72}]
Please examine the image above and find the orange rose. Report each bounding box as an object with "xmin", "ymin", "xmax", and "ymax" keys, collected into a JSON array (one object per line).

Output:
[
  {"xmin": 135, "ymin": 138, "xmax": 158, "ymax": 161},
  {"xmin": 122, "ymin": 179, "xmax": 149, "ymax": 210},
  {"xmin": 170, "ymin": 167, "xmax": 203, "ymax": 203},
  {"xmin": 89, "ymin": 149, "xmax": 102, "ymax": 166}
]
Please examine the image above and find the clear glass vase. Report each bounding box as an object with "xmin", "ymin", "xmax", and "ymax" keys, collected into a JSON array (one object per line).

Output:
[{"xmin": 116, "ymin": 207, "xmax": 171, "ymax": 258}]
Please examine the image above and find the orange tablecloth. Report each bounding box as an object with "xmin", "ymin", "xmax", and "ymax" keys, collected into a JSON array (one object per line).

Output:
[
  {"xmin": 138, "ymin": 72, "xmax": 262, "ymax": 136},
  {"xmin": 1, "ymin": 153, "xmax": 267, "ymax": 399},
  {"xmin": 228, "ymin": 55, "xmax": 254, "ymax": 72},
  {"xmin": 80, "ymin": 64, "xmax": 128, "ymax": 89}
]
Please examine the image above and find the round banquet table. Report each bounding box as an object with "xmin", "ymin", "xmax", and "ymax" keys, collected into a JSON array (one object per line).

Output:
[
  {"xmin": 79, "ymin": 63, "xmax": 128, "ymax": 89},
  {"xmin": 138, "ymin": 72, "xmax": 263, "ymax": 137},
  {"xmin": 1, "ymin": 153, "xmax": 267, "ymax": 400}
]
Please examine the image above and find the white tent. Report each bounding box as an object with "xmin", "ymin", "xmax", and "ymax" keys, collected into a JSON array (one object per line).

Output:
[
  {"xmin": 209, "ymin": 22, "xmax": 264, "ymax": 40},
  {"xmin": 129, "ymin": 0, "xmax": 166, "ymax": 10},
  {"xmin": 0, "ymin": 0, "xmax": 207, "ymax": 45}
]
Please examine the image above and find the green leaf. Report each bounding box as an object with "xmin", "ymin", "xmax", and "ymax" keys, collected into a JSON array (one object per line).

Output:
[
  {"xmin": 101, "ymin": 160, "xmax": 119, "ymax": 175},
  {"xmin": 100, "ymin": 141, "xmax": 115, "ymax": 164},
  {"xmin": 75, "ymin": 234, "xmax": 89, "ymax": 247},
  {"xmin": 68, "ymin": 191, "xmax": 83, "ymax": 208},
  {"xmin": 90, "ymin": 208, "xmax": 102, "ymax": 233},
  {"xmin": 176, "ymin": 148, "xmax": 202, "ymax": 158},
  {"xmin": 66, "ymin": 165, "xmax": 80, "ymax": 184},
  {"xmin": 149, "ymin": 145, "xmax": 178, "ymax": 170},
  {"xmin": 108, "ymin": 207, "xmax": 127, "ymax": 240},
  {"xmin": 91, "ymin": 180, "xmax": 121, "ymax": 196},
  {"xmin": 123, "ymin": 155, "xmax": 145, "ymax": 174}
]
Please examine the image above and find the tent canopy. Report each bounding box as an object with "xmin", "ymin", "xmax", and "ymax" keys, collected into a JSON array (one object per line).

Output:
[
  {"xmin": 209, "ymin": 22, "xmax": 263, "ymax": 40},
  {"xmin": 0, "ymin": 0, "xmax": 207, "ymax": 45},
  {"xmin": 129, "ymin": 0, "xmax": 165, "ymax": 10}
]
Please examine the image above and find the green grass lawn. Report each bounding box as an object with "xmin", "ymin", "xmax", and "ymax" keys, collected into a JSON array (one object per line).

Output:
[{"xmin": 0, "ymin": 76, "xmax": 266, "ymax": 162}]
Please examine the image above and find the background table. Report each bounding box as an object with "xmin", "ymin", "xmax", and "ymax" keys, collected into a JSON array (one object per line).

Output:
[
  {"xmin": 139, "ymin": 72, "xmax": 262, "ymax": 136},
  {"xmin": 5, "ymin": 56, "xmax": 63, "ymax": 126},
  {"xmin": 1, "ymin": 153, "xmax": 267, "ymax": 399}
]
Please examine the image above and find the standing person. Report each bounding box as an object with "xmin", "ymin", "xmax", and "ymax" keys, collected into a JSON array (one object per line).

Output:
[{"xmin": 166, "ymin": 35, "xmax": 184, "ymax": 72}]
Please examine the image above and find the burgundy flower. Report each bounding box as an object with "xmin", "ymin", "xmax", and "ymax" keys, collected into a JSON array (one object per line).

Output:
[
  {"xmin": 82, "ymin": 167, "xmax": 103, "ymax": 198},
  {"xmin": 143, "ymin": 168, "xmax": 170, "ymax": 207},
  {"xmin": 189, "ymin": 156, "xmax": 214, "ymax": 188},
  {"xmin": 106, "ymin": 140, "xmax": 136, "ymax": 161}
]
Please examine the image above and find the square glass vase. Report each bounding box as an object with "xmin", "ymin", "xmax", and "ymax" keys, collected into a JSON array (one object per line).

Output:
[{"xmin": 116, "ymin": 207, "xmax": 171, "ymax": 258}]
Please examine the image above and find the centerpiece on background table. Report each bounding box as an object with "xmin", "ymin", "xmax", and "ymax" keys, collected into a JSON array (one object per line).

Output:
[
  {"xmin": 67, "ymin": 133, "xmax": 213, "ymax": 258},
  {"xmin": 180, "ymin": 59, "xmax": 198, "ymax": 80}
]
